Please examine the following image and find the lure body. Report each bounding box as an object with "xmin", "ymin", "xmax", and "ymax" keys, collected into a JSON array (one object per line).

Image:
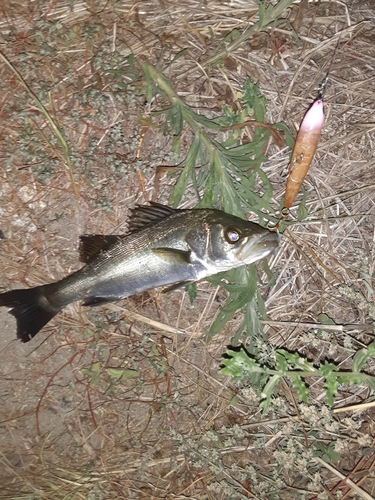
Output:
[{"xmin": 284, "ymin": 99, "xmax": 324, "ymax": 209}]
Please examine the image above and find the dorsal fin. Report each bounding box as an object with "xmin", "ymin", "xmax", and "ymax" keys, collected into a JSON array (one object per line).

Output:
[
  {"xmin": 79, "ymin": 235, "xmax": 124, "ymax": 264},
  {"xmin": 79, "ymin": 204, "xmax": 178, "ymax": 264},
  {"xmin": 128, "ymin": 202, "xmax": 177, "ymax": 233}
]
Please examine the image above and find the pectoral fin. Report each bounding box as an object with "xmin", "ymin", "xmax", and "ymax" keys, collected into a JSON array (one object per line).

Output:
[{"xmin": 152, "ymin": 247, "xmax": 191, "ymax": 264}]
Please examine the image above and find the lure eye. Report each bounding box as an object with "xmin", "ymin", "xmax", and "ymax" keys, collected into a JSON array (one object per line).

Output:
[{"xmin": 225, "ymin": 227, "xmax": 241, "ymax": 244}]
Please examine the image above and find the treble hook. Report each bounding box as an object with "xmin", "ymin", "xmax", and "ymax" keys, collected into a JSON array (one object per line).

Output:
[{"xmin": 317, "ymin": 75, "xmax": 329, "ymax": 100}]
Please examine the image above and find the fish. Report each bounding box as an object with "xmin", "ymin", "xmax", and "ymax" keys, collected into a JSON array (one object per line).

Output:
[{"xmin": 0, "ymin": 202, "xmax": 279, "ymax": 342}]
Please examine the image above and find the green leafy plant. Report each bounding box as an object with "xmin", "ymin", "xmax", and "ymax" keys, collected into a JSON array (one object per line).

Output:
[
  {"xmin": 107, "ymin": 367, "xmax": 138, "ymax": 383},
  {"xmin": 200, "ymin": 0, "xmax": 297, "ymax": 69},
  {"xmin": 144, "ymin": 63, "xmax": 292, "ymax": 218},
  {"xmin": 143, "ymin": 64, "xmax": 293, "ymax": 344},
  {"xmin": 81, "ymin": 361, "xmax": 102, "ymax": 387},
  {"xmin": 221, "ymin": 341, "xmax": 375, "ymax": 411}
]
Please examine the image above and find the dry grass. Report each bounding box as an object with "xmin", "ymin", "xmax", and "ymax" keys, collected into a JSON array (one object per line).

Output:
[{"xmin": 0, "ymin": 0, "xmax": 375, "ymax": 498}]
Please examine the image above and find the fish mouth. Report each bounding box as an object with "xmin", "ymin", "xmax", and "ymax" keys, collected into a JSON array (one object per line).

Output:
[{"xmin": 238, "ymin": 231, "xmax": 279, "ymax": 264}]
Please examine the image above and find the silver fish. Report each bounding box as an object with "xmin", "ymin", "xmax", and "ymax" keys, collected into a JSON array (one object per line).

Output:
[{"xmin": 0, "ymin": 203, "xmax": 278, "ymax": 342}]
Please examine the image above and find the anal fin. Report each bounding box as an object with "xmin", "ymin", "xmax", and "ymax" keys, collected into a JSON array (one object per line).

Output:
[{"xmin": 82, "ymin": 296, "xmax": 117, "ymax": 306}]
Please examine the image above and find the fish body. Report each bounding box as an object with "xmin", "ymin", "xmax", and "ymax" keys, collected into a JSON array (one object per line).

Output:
[{"xmin": 0, "ymin": 203, "xmax": 278, "ymax": 342}]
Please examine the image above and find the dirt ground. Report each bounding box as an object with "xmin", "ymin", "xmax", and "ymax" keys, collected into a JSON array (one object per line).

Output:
[{"xmin": 0, "ymin": 0, "xmax": 375, "ymax": 499}]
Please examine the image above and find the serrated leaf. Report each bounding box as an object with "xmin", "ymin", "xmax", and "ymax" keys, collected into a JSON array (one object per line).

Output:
[
  {"xmin": 276, "ymin": 350, "xmax": 315, "ymax": 372},
  {"xmin": 222, "ymin": 144, "xmax": 269, "ymax": 168},
  {"xmin": 277, "ymin": 350, "xmax": 299, "ymax": 366},
  {"xmin": 275, "ymin": 351, "xmax": 288, "ymax": 374},
  {"xmin": 324, "ymin": 376, "xmax": 339, "ymax": 407},
  {"xmin": 189, "ymin": 108, "xmax": 224, "ymax": 129},
  {"xmin": 206, "ymin": 307, "xmax": 237, "ymax": 341},
  {"xmin": 171, "ymin": 135, "xmax": 181, "ymax": 154},
  {"xmin": 294, "ymin": 356, "xmax": 316, "ymax": 372},
  {"xmin": 199, "ymin": 155, "xmax": 218, "ymax": 207},
  {"xmin": 338, "ymin": 373, "xmax": 369, "ymax": 386},
  {"xmin": 239, "ymin": 78, "xmax": 266, "ymax": 118},
  {"xmin": 363, "ymin": 375, "xmax": 375, "ymax": 390},
  {"xmin": 245, "ymin": 298, "xmax": 263, "ymax": 339},
  {"xmin": 220, "ymin": 348, "xmax": 261, "ymax": 380},
  {"xmin": 320, "ymin": 361, "xmax": 338, "ymax": 378},
  {"xmin": 290, "ymin": 374, "xmax": 309, "ymax": 402}
]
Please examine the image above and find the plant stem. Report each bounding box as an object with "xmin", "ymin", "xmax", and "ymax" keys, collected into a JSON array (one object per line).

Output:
[
  {"xmin": 197, "ymin": 0, "xmax": 297, "ymax": 69},
  {"xmin": 144, "ymin": 62, "xmax": 224, "ymax": 168}
]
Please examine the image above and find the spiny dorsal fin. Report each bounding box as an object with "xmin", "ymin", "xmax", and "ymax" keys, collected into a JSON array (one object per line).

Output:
[
  {"xmin": 128, "ymin": 202, "xmax": 177, "ymax": 233},
  {"xmin": 79, "ymin": 204, "xmax": 178, "ymax": 263},
  {"xmin": 79, "ymin": 235, "xmax": 124, "ymax": 264}
]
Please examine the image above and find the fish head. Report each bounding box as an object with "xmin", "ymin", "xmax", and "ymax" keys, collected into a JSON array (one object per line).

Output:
[{"xmin": 186, "ymin": 210, "xmax": 279, "ymax": 274}]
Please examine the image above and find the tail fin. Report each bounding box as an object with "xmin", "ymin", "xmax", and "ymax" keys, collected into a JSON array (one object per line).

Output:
[{"xmin": 0, "ymin": 286, "xmax": 60, "ymax": 342}]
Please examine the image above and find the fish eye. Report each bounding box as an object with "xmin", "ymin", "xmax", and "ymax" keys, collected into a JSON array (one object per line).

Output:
[{"xmin": 225, "ymin": 226, "xmax": 241, "ymax": 244}]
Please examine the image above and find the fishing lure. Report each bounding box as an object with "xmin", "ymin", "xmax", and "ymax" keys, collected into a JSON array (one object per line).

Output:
[{"xmin": 283, "ymin": 97, "xmax": 325, "ymax": 211}]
